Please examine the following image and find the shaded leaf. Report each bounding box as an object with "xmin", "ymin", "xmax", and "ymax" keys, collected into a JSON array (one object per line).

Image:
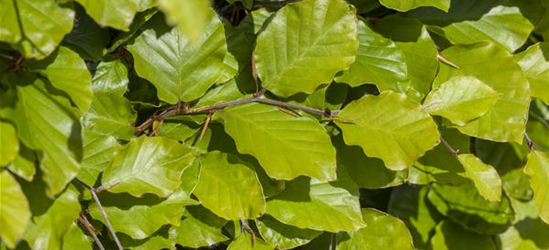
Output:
[
  {"xmin": 77, "ymin": 129, "xmax": 121, "ymax": 186},
  {"xmin": 430, "ymin": 221, "xmax": 496, "ymax": 250},
  {"xmin": 256, "ymin": 215, "xmax": 322, "ymax": 249},
  {"xmin": 254, "ymin": 0, "xmax": 359, "ymax": 97},
  {"xmin": 173, "ymin": 205, "xmax": 229, "ymax": 248},
  {"xmin": 61, "ymin": 223, "xmax": 92, "ymax": 250},
  {"xmin": 428, "ymin": 184, "xmax": 514, "ymax": 234},
  {"xmin": 336, "ymin": 91, "xmax": 440, "ymax": 171},
  {"xmin": 227, "ymin": 233, "xmax": 275, "ymax": 250}
]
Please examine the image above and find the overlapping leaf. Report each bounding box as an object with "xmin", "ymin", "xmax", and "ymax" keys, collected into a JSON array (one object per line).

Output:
[
  {"xmin": 336, "ymin": 91, "xmax": 440, "ymax": 170},
  {"xmin": 379, "ymin": 0, "xmax": 450, "ymax": 12},
  {"xmin": 91, "ymin": 60, "xmax": 130, "ymax": 96},
  {"xmin": 0, "ymin": 77, "xmax": 82, "ymax": 195},
  {"xmin": 436, "ymin": 42, "xmax": 530, "ymax": 142},
  {"xmin": 74, "ymin": 0, "xmax": 139, "ymax": 31},
  {"xmin": 336, "ymin": 208, "xmax": 415, "ymax": 250},
  {"xmin": 254, "ymin": 0, "xmax": 359, "ymax": 97},
  {"xmin": 523, "ymin": 150, "xmax": 549, "ymax": 223},
  {"xmin": 173, "ymin": 205, "xmax": 229, "ymax": 248},
  {"xmin": 457, "ymin": 154, "xmax": 502, "ymax": 202},
  {"xmin": 514, "ymin": 42, "xmax": 549, "ymax": 105},
  {"xmin": 0, "ymin": 0, "xmax": 74, "ymax": 58},
  {"xmin": 128, "ymin": 12, "xmax": 227, "ymax": 104},
  {"xmin": 193, "ymin": 151, "xmax": 266, "ymax": 220},
  {"xmin": 266, "ymin": 177, "xmax": 365, "ymax": 232},
  {"xmin": 0, "ymin": 171, "xmax": 30, "ymax": 248},
  {"xmin": 218, "ymin": 103, "xmax": 337, "ymax": 181},
  {"xmin": 157, "ymin": 0, "xmax": 213, "ymax": 42},
  {"xmin": 82, "ymin": 92, "xmax": 136, "ymax": 140},
  {"xmin": 101, "ymin": 136, "xmax": 195, "ymax": 197},
  {"xmin": 0, "ymin": 121, "xmax": 18, "ymax": 166},
  {"xmin": 336, "ymin": 18, "xmax": 408, "ymax": 92},
  {"xmin": 256, "ymin": 216, "xmax": 322, "ymax": 249},
  {"xmin": 430, "ymin": 221, "xmax": 497, "ymax": 250},
  {"xmin": 423, "ymin": 76, "xmax": 499, "ymax": 125}
]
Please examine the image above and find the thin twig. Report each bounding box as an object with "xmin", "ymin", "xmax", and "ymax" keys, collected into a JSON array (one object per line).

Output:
[
  {"xmin": 198, "ymin": 111, "xmax": 213, "ymax": 142},
  {"xmin": 440, "ymin": 137, "xmax": 458, "ymax": 157},
  {"xmin": 437, "ymin": 54, "xmax": 460, "ymax": 69},
  {"xmin": 78, "ymin": 214, "xmax": 106, "ymax": 250},
  {"xmin": 135, "ymin": 95, "xmax": 337, "ymax": 134},
  {"xmin": 74, "ymin": 178, "xmax": 124, "ymax": 250}
]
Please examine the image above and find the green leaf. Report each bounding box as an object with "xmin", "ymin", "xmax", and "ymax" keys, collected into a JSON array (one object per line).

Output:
[
  {"xmin": 23, "ymin": 184, "xmax": 81, "ymax": 250},
  {"xmin": 227, "ymin": 233, "xmax": 275, "ymax": 250},
  {"xmin": 514, "ymin": 42, "xmax": 549, "ymax": 105},
  {"xmin": 237, "ymin": 8, "xmax": 275, "ymax": 43},
  {"xmin": 63, "ymin": 8, "xmax": 110, "ymax": 61},
  {"xmin": 128, "ymin": 13, "xmax": 227, "ymax": 104},
  {"xmin": 457, "ymin": 154, "xmax": 502, "ymax": 202},
  {"xmin": 91, "ymin": 60, "xmax": 130, "ymax": 97},
  {"xmin": 101, "ymin": 136, "xmax": 195, "ymax": 197},
  {"xmin": 173, "ymin": 205, "xmax": 229, "ymax": 248},
  {"xmin": 74, "ymin": 0, "xmax": 139, "ymax": 31},
  {"xmin": 0, "ymin": 170, "xmax": 30, "ymax": 248},
  {"xmin": 0, "ymin": 121, "xmax": 18, "ymax": 166},
  {"xmin": 336, "ymin": 208, "xmax": 415, "ymax": 250},
  {"xmin": 7, "ymin": 143, "xmax": 36, "ymax": 182},
  {"xmin": 497, "ymin": 198, "xmax": 549, "ymax": 249},
  {"xmin": 254, "ymin": 0, "xmax": 359, "ymax": 97},
  {"xmin": 336, "ymin": 91, "xmax": 440, "ymax": 171},
  {"xmin": 430, "ymin": 221, "xmax": 496, "ymax": 250},
  {"xmin": 119, "ymin": 227, "xmax": 177, "ymax": 250},
  {"xmin": 335, "ymin": 18, "xmax": 408, "ymax": 92},
  {"xmin": 373, "ymin": 16, "xmax": 439, "ymax": 102},
  {"xmin": 77, "ymin": 128, "xmax": 121, "ymax": 187},
  {"xmin": 62, "ymin": 223, "xmax": 92, "ymax": 250},
  {"xmin": 82, "ymin": 92, "xmax": 137, "ymax": 140},
  {"xmin": 428, "ymin": 184, "xmax": 514, "ymax": 234},
  {"xmin": 193, "ymin": 151, "xmax": 266, "ymax": 220},
  {"xmin": 218, "ymin": 103, "xmax": 337, "ymax": 181},
  {"xmin": 379, "ymin": 0, "xmax": 450, "ymax": 12},
  {"xmin": 30, "ymin": 46, "xmax": 93, "ymax": 111},
  {"xmin": 0, "ymin": 0, "xmax": 74, "ymax": 58},
  {"xmin": 523, "ymin": 150, "xmax": 549, "ymax": 223},
  {"xmin": 423, "ymin": 76, "xmax": 499, "ymax": 125},
  {"xmin": 388, "ymin": 186, "xmax": 442, "ymax": 249},
  {"xmin": 256, "ymin": 215, "xmax": 322, "ymax": 249},
  {"xmin": 157, "ymin": 0, "xmax": 214, "ymax": 42},
  {"xmin": 437, "ymin": 42, "xmax": 530, "ymax": 143},
  {"xmin": 0, "ymin": 77, "xmax": 82, "ymax": 195},
  {"xmin": 266, "ymin": 177, "xmax": 365, "ymax": 232},
  {"xmin": 334, "ymin": 135, "xmax": 406, "ymax": 189},
  {"xmin": 89, "ymin": 188, "xmax": 197, "ymax": 239}
]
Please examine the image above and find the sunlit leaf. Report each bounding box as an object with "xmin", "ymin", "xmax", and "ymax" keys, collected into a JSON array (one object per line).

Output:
[
  {"xmin": 254, "ymin": 0, "xmax": 359, "ymax": 97},
  {"xmin": 256, "ymin": 215, "xmax": 322, "ymax": 249},
  {"xmin": 336, "ymin": 91, "xmax": 440, "ymax": 170},
  {"xmin": 523, "ymin": 150, "xmax": 549, "ymax": 223},
  {"xmin": 0, "ymin": 170, "xmax": 30, "ymax": 248},
  {"xmin": 379, "ymin": 0, "xmax": 450, "ymax": 12},
  {"xmin": 0, "ymin": 121, "xmax": 18, "ymax": 166},
  {"xmin": 457, "ymin": 154, "xmax": 502, "ymax": 202},
  {"xmin": 514, "ymin": 42, "xmax": 549, "ymax": 105},
  {"xmin": 157, "ymin": 0, "xmax": 213, "ymax": 42}
]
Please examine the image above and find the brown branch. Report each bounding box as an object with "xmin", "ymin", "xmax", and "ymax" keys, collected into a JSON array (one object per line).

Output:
[
  {"xmin": 135, "ymin": 95, "xmax": 337, "ymax": 134},
  {"xmin": 78, "ymin": 214, "xmax": 106, "ymax": 250},
  {"xmin": 74, "ymin": 178, "xmax": 124, "ymax": 250},
  {"xmin": 437, "ymin": 54, "xmax": 460, "ymax": 69}
]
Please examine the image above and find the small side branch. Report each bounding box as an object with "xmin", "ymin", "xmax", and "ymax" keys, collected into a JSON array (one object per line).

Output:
[
  {"xmin": 135, "ymin": 95, "xmax": 336, "ymax": 134},
  {"xmin": 440, "ymin": 137, "xmax": 458, "ymax": 157},
  {"xmin": 75, "ymin": 178, "xmax": 124, "ymax": 250},
  {"xmin": 78, "ymin": 214, "xmax": 106, "ymax": 250}
]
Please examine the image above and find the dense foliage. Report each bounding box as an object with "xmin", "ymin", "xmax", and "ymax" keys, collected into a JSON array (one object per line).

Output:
[{"xmin": 1, "ymin": 0, "xmax": 549, "ymax": 249}]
